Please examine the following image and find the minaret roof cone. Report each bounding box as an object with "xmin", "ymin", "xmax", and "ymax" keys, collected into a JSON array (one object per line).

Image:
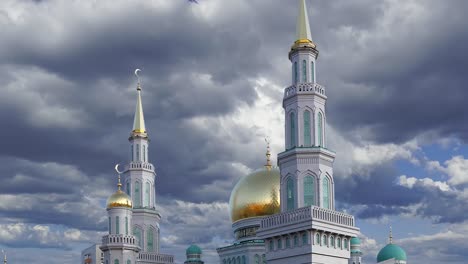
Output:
[
  {"xmin": 132, "ymin": 69, "xmax": 147, "ymax": 136},
  {"xmin": 296, "ymin": 0, "xmax": 313, "ymax": 44}
]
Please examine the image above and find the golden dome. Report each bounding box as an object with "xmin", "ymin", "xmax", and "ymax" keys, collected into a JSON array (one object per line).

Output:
[
  {"xmin": 107, "ymin": 189, "xmax": 133, "ymax": 209},
  {"xmin": 229, "ymin": 167, "xmax": 280, "ymax": 223}
]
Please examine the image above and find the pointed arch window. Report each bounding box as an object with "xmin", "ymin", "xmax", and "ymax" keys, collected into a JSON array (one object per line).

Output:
[
  {"xmin": 136, "ymin": 144, "xmax": 140, "ymax": 161},
  {"xmin": 302, "ymin": 60, "xmax": 307, "ymax": 82},
  {"xmin": 126, "ymin": 181, "xmax": 130, "ymax": 196},
  {"xmin": 277, "ymin": 239, "xmax": 282, "ymax": 249},
  {"xmin": 294, "ymin": 235, "xmax": 299, "ymax": 247},
  {"xmin": 337, "ymin": 237, "xmax": 342, "ymax": 248},
  {"xmin": 108, "ymin": 217, "xmax": 111, "ymax": 234},
  {"xmin": 290, "ymin": 112, "xmax": 296, "ymax": 148},
  {"xmin": 311, "ymin": 61, "xmax": 315, "ymax": 83},
  {"xmin": 323, "ymin": 235, "xmax": 328, "ymax": 246},
  {"xmin": 116, "ymin": 216, "xmax": 120, "ymax": 234},
  {"xmin": 286, "ymin": 236, "xmax": 291, "ymax": 248},
  {"xmin": 133, "ymin": 227, "xmax": 142, "ymax": 247},
  {"xmin": 127, "ymin": 260, "xmax": 131, "ymax": 264},
  {"xmin": 317, "ymin": 112, "xmax": 323, "ymax": 146},
  {"xmin": 331, "ymin": 236, "xmax": 335, "ymax": 248},
  {"xmin": 269, "ymin": 240, "xmax": 274, "ymax": 251},
  {"xmin": 294, "ymin": 62, "xmax": 298, "ymax": 83},
  {"xmin": 145, "ymin": 182, "xmax": 150, "ymax": 207},
  {"xmin": 114, "ymin": 260, "xmax": 119, "ymax": 264},
  {"xmin": 134, "ymin": 181, "xmax": 141, "ymax": 208},
  {"xmin": 302, "ymin": 232, "xmax": 308, "ymax": 245},
  {"xmin": 304, "ymin": 176, "xmax": 315, "ymax": 206},
  {"xmin": 254, "ymin": 254, "xmax": 260, "ymax": 264},
  {"xmin": 287, "ymin": 177, "xmax": 295, "ymax": 211},
  {"xmin": 303, "ymin": 110, "xmax": 311, "ymax": 147},
  {"xmin": 315, "ymin": 233, "xmax": 320, "ymax": 245},
  {"xmin": 242, "ymin": 256, "xmax": 246, "ymax": 264},
  {"xmin": 125, "ymin": 217, "xmax": 128, "ymax": 235},
  {"xmin": 131, "ymin": 145, "xmax": 134, "ymax": 161},
  {"xmin": 143, "ymin": 145, "xmax": 146, "ymax": 162},
  {"xmin": 323, "ymin": 177, "xmax": 330, "ymax": 209},
  {"xmin": 147, "ymin": 228, "xmax": 154, "ymax": 252}
]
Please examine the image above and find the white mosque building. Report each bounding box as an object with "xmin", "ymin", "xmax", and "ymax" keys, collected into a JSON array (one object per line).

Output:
[{"xmin": 81, "ymin": 1, "xmax": 408, "ymax": 264}]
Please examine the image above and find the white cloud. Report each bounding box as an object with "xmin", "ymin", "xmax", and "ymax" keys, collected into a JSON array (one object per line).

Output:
[{"xmin": 398, "ymin": 175, "xmax": 451, "ymax": 192}]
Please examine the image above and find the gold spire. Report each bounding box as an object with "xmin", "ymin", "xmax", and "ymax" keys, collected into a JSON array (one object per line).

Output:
[
  {"xmin": 132, "ymin": 69, "xmax": 147, "ymax": 135},
  {"xmin": 264, "ymin": 138, "xmax": 272, "ymax": 171},
  {"xmin": 295, "ymin": 0, "xmax": 313, "ymax": 45},
  {"xmin": 389, "ymin": 226, "xmax": 393, "ymax": 244}
]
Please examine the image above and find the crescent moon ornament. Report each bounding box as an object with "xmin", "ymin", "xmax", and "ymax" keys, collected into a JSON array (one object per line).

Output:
[
  {"xmin": 134, "ymin": 68, "xmax": 141, "ymax": 77},
  {"xmin": 115, "ymin": 164, "xmax": 124, "ymax": 175}
]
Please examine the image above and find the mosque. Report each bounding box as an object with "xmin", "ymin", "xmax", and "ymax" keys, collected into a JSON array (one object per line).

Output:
[{"xmin": 80, "ymin": 1, "xmax": 408, "ymax": 264}]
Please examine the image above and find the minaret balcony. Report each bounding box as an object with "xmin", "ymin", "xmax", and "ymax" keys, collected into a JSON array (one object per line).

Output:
[
  {"xmin": 102, "ymin": 234, "xmax": 138, "ymax": 246},
  {"xmin": 284, "ymin": 83, "xmax": 326, "ymax": 99},
  {"xmin": 260, "ymin": 206, "xmax": 355, "ymax": 230},
  {"xmin": 125, "ymin": 161, "xmax": 155, "ymax": 173},
  {"xmin": 138, "ymin": 252, "xmax": 174, "ymax": 263}
]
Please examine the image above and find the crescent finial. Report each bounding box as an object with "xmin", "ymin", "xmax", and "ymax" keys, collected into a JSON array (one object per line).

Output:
[
  {"xmin": 115, "ymin": 164, "xmax": 124, "ymax": 175},
  {"xmin": 134, "ymin": 69, "xmax": 142, "ymax": 91}
]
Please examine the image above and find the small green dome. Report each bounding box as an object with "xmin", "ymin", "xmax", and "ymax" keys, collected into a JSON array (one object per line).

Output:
[
  {"xmin": 377, "ymin": 243, "xmax": 407, "ymax": 262},
  {"xmin": 350, "ymin": 237, "xmax": 361, "ymax": 245},
  {"xmin": 186, "ymin": 244, "xmax": 202, "ymax": 255}
]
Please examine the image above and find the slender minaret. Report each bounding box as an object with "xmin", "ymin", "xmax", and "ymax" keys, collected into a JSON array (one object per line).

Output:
[
  {"xmin": 279, "ymin": 0, "xmax": 335, "ymax": 212},
  {"xmin": 2, "ymin": 250, "xmax": 6, "ymax": 264},
  {"xmin": 123, "ymin": 70, "xmax": 161, "ymax": 253},
  {"xmin": 100, "ymin": 169, "xmax": 139, "ymax": 263}
]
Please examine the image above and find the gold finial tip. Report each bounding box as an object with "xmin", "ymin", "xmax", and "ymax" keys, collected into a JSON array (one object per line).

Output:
[{"xmin": 264, "ymin": 137, "xmax": 272, "ymax": 170}]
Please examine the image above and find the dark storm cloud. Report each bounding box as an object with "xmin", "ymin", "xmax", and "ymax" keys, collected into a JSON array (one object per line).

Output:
[{"xmin": 1, "ymin": 0, "xmax": 468, "ymax": 262}]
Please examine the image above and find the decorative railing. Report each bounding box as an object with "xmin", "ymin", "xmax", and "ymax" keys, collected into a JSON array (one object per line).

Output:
[
  {"xmin": 261, "ymin": 206, "xmax": 354, "ymax": 229},
  {"xmin": 138, "ymin": 252, "xmax": 174, "ymax": 263},
  {"xmin": 284, "ymin": 83, "xmax": 326, "ymax": 98},
  {"xmin": 102, "ymin": 234, "xmax": 137, "ymax": 245},
  {"xmin": 125, "ymin": 162, "xmax": 154, "ymax": 172}
]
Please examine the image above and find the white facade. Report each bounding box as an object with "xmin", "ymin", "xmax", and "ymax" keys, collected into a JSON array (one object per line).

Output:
[{"xmin": 82, "ymin": 244, "xmax": 104, "ymax": 264}]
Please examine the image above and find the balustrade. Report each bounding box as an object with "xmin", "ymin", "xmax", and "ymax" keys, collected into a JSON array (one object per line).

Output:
[
  {"xmin": 261, "ymin": 206, "xmax": 354, "ymax": 229},
  {"xmin": 138, "ymin": 252, "xmax": 174, "ymax": 262},
  {"xmin": 284, "ymin": 83, "xmax": 326, "ymax": 98}
]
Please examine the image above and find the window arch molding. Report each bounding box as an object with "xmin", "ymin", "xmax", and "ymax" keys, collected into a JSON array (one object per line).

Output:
[
  {"xmin": 316, "ymin": 110, "xmax": 325, "ymax": 147},
  {"xmin": 287, "ymin": 109, "xmax": 297, "ymax": 149},
  {"xmin": 285, "ymin": 175, "xmax": 296, "ymax": 211},
  {"xmin": 301, "ymin": 107, "xmax": 314, "ymax": 147}
]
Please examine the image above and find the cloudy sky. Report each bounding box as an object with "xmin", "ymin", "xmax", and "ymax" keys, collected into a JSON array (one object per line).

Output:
[{"xmin": 1, "ymin": 0, "xmax": 468, "ymax": 263}]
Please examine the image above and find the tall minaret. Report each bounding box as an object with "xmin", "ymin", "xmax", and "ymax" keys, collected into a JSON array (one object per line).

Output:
[
  {"xmin": 123, "ymin": 70, "xmax": 161, "ymax": 253},
  {"xmin": 349, "ymin": 237, "xmax": 363, "ymax": 264},
  {"xmin": 100, "ymin": 170, "xmax": 139, "ymax": 263},
  {"xmin": 279, "ymin": 0, "xmax": 336, "ymax": 212}
]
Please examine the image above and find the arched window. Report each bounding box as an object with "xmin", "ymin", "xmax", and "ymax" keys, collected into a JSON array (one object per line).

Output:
[
  {"xmin": 315, "ymin": 233, "xmax": 320, "ymax": 245},
  {"xmin": 131, "ymin": 145, "xmax": 134, "ymax": 161},
  {"xmin": 127, "ymin": 260, "xmax": 131, "ymax": 264},
  {"xmin": 133, "ymin": 227, "xmax": 142, "ymax": 247},
  {"xmin": 323, "ymin": 235, "xmax": 328, "ymax": 246},
  {"xmin": 114, "ymin": 260, "xmax": 119, "ymax": 264},
  {"xmin": 337, "ymin": 237, "xmax": 342, "ymax": 248},
  {"xmin": 294, "ymin": 235, "xmax": 299, "ymax": 247},
  {"xmin": 323, "ymin": 177, "xmax": 330, "ymax": 209},
  {"xmin": 294, "ymin": 62, "xmax": 298, "ymax": 83},
  {"xmin": 147, "ymin": 228, "xmax": 154, "ymax": 252},
  {"xmin": 143, "ymin": 145, "xmax": 146, "ymax": 162},
  {"xmin": 287, "ymin": 177, "xmax": 295, "ymax": 211},
  {"xmin": 145, "ymin": 182, "xmax": 150, "ymax": 207},
  {"xmin": 228, "ymin": 259, "xmax": 231, "ymax": 264},
  {"xmin": 237, "ymin": 256, "xmax": 240, "ymax": 264},
  {"xmin": 108, "ymin": 217, "xmax": 111, "ymax": 234},
  {"xmin": 125, "ymin": 217, "xmax": 128, "ymax": 235},
  {"xmin": 262, "ymin": 254, "xmax": 266, "ymax": 264},
  {"xmin": 304, "ymin": 175, "xmax": 315, "ymax": 206},
  {"xmin": 330, "ymin": 236, "xmax": 335, "ymax": 248},
  {"xmin": 344, "ymin": 238, "xmax": 348, "ymax": 250},
  {"xmin": 254, "ymin": 254, "xmax": 260, "ymax": 264},
  {"xmin": 136, "ymin": 144, "xmax": 140, "ymax": 161},
  {"xmin": 311, "ymin": 61, "xmax": 315, "ymax": 83},
  {"xmin": 269, "ymin": 240, "xmax": 274, "ymax": 251},
  {"xmin": 242, "ymin": 256, "xmax": 246, "ymax": 264},
  {"xmin": 126, "ymin": 181, "xmax": 130, "ymax": 196},
  {"xmin": 134, "ymin": 181, "xmax": 141, "ymax": 208},
  {"xmin": 277, "ymin": 239, "xmax": 282, "ymax": 249},
  {"xmin": 302, "ymin": 232, "xmax": 308, "ymax": 245},
  {"xmin": 303, "ymin": 110, "xmax": 311, "ymax": 146},
  {"xmin": 290, "ymin": 112, "xmax": 296, "ymax": 148},
  {"xmin": 286, "ymin": 236, "xmax": 290, "ymax": 248},
  {"xmin": 302, "ymin": 60, "xmax": 307, "ymax": 82},
  {"xmin": 116, "ymin": 216, "xmax": 120, "ymax": 234},
  {"xmin": 317, "ymin": 112, "xmax": 323, "ymax": 146}
]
